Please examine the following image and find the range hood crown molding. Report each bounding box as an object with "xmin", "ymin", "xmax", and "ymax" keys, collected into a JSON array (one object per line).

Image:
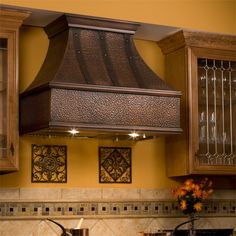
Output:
[
  {"xmin": 20, "ymin": 14, "xmax": 182, "ymax": 139},
  {"xmin": 44, "ymin": 14, "xmax": 140, "ymax": 38}
]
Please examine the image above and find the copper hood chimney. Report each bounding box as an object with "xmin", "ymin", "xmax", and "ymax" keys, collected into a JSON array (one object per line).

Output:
[{"xmin": 20, "ymin": 14, "xmax": 181, "ymax": 140}]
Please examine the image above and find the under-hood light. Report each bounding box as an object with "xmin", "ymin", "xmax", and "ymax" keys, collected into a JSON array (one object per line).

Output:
[
  {"xmin": 128, "ymin": 132, "xmax": 139, "ymax": 138},
  {"xmin": 68, "ymin": 128, "xmax": 80, "ymax": 135}
]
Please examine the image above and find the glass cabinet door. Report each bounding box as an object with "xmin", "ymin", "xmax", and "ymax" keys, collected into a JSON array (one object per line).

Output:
[
  {"xmin": 197, "ymin": 58, "xmax": 236, "ymax": 166},
  {"xmin": 0, "ymin": 38, "xmax": 8, "ymax": 160}
]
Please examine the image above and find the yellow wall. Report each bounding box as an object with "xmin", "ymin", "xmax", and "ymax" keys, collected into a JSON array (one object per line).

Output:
[
  {"xmin": 0, "ymin": 0, "xmax": 235, "ymax": 188},
  {"xmin": 1, "ymin": 0, "xmax": 236, "ymax": 34},
  {"xmin": 2, "ymin": 136, "xmax": 175, "ymax": 188}
]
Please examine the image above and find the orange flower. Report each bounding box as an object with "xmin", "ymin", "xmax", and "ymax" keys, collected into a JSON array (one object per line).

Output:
[
  {"xmin": 184, "ymin": 179, "xmax": 194, "ymax": 191},
  {"xmin": 193, "ymin": 189, "xmax": 202, "ymax": 198},
  {"xmin": 179, "ymin": 188, "xmax": 187, "ymax": 197},
  {"xmin": 184, "ymin": 179, "xmax": 193, "ymax": 186},
  {"xmin": 194, "ymin": 184, "xmax": 200, "ymax": 191},
  {"xmin": 180, "ymin": 200, "xmax": 187, "ymax": 210},
  {"xmin": 193, "ymin": 184, "xmax": 202, "ymax": 198},
  {"xmin": 194, "ymin": 202, "xmax": 202, "ymax": 212}
]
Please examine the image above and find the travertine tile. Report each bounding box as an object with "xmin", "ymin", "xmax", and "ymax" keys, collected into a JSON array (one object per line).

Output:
[
  {"xmin": 20, "ymin": 188, "xmax": 61, "ymax": 200},
  {"xmin": 140, "ymin": 188, "xmax": 173, "ymax": 200},
  {"xmin": 30, "ymin": 220, "xmax": 59, "ymax": 236},
  {"xmin": 145, "ymin": 218, "xmax": 168, "ymax": 233},
  {"xmin": 104, "ymin": 218, "xmax": 152, "ymax": 236},
  {"xmin": 210, "ymin": 190, "xmax": 236, "ymax": 199},
  {"xmin": 197, "ymin": 217, "xmax": 236, "ymax": 229},
  {"xmin": 0, "ymin": 220, "xmax": 38, "ymax": 236},
  {"xmin": 102, "ymin": 188, "xmax": 140, "ymax": 200},
  {"xmin": 62, "ymin": 188, "xmax": 102, "ymax": 200},
  {"xmin": 90, "ymin": 219, "xmax": 116, "ymax": 236},
  {"xmin": 0, "ymin": 217, "xmax": 235, "ymax": 236},
  {"xmin": 0, "ymin": 188, "xmax": 19, "ymax": 200}
]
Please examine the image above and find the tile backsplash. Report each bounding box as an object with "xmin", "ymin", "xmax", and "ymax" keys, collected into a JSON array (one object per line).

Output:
[{"xmin": 0, "ymin": 188, "xmax": 235, "ymax": 236}]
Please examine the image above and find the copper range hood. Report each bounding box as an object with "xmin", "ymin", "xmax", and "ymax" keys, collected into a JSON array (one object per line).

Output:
[{"xmin": 20, "ymin": 14, "xmax": 181, "ymax": 140}]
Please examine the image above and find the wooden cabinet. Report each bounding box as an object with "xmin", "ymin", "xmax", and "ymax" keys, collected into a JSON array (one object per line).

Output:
[
  {"xmin": 158, "ymin": 30, "xmax": 236, "ymax": 176},
  {"xmin": 0, "ymin": 9, "xmax": 29, "ymax": 173}
]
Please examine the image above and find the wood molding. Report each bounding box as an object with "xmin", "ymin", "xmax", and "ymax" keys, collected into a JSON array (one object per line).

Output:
[
  {"xmin": 158, "ymin": 30, "xmax": 236, "ymax": 54},
  {"xmin": 0, "ymin": 8, "xmax": 30, "ymax": 28}
]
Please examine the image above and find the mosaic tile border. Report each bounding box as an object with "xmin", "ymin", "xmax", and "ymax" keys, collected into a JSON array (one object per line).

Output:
[{"xmin": 0, "ymin": 199, "xmax": 235, "ymax": 219}]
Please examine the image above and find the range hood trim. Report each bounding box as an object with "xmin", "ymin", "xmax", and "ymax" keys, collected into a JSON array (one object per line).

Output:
[
  {"xmin": 21, "ymin": 81, "xmax": 182, "ymax": 97},
  {"xmin": 49, "ymin": 121, "xmax": 183, "ymax": 133}
]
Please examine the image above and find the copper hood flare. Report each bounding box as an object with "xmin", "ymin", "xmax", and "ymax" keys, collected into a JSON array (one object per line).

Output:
[{"xmin": 20, "ymin": 14, "xmax": 182, "ymax": 140}]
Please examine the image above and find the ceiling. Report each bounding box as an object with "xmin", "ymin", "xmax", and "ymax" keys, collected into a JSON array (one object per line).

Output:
[{"xmin": 1, "ymin": 4, "xmax": 180, "ymax": 41}]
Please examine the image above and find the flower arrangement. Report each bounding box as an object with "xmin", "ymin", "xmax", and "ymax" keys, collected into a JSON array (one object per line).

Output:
[{"xmin": 173, "ymin": 178, "xmax": 213, "ymax": 215}]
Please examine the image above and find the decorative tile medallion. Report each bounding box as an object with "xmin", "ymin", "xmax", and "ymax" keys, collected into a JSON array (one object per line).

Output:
[
  {"xmin": 31, "ymin": 144, "xmax": 67, "ymax": 183},
  {"xmin": 99, "ymin": 147, "xmax": 131, "ymax": 183}
]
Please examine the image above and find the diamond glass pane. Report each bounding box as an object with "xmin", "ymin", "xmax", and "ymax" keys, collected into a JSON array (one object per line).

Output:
[{"xmin": 197, "ymin": 58, "xmax": 236, "ymax": 165}]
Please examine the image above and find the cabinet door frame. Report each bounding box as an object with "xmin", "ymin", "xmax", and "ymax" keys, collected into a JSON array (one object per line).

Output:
[
  {"xmin": 189, "ymin": 47, "xmax": 236, "ymax": 174},
  {"xmin": 0, "ymin": 30, "xmax": 19, "ymax": 172}
]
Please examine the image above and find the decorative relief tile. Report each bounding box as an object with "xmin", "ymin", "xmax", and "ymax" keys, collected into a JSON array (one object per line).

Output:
[
  {"xmin": 31, "ymin": 144, "xmax": 67, "ymax": 183},
  {"xmin": 99, "ymin": 147, "xmax": 131, "ymax": 183}
]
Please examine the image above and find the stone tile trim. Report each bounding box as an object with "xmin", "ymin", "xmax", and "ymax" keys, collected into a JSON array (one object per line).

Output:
[
  {"xmin": 1, "ymin": 188, "xmax": 235, "ymax": 201},
  {"xmin": 0, "ymin": 199, "xmax": 235, "ymax": 219}
]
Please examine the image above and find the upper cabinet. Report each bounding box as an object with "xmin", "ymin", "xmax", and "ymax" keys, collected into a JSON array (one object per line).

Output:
[
  {"xmin": 158, "ymin": 30, "xmax": 236, "ymax": 176},
  {"xmin": 0, "ymin": 9, "xmax": 29, "ymax": 173}
]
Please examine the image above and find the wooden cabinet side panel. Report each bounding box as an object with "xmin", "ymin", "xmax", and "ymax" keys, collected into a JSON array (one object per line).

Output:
[{"xmin": 165, "ymin": 48, "xmax": 189, "ymax": 176}]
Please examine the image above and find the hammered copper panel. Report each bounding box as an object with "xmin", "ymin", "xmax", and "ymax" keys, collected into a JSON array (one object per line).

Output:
[
  {"xmin": 106, "ymin": 32, "xmax": 139, "ymax": 88},
  {"xmin": 51, "ymin": 89, "xmax": 180, "ymax": 129},
  {"xmin": 74, "ymin": 29, "xmax": 112, "ymax": 85},
  {"xmin": 55, "ymin": 30, "xmax": 86, "ymax": 84}
]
